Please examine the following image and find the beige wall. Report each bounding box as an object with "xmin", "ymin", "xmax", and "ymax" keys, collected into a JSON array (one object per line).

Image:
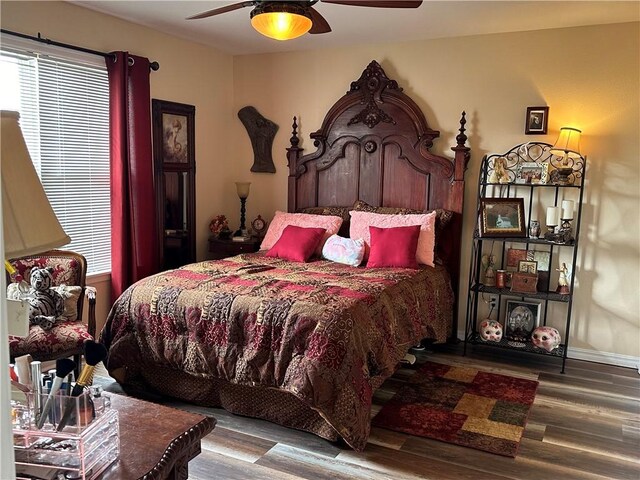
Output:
[
  {"xmin": 2, "ymin": 2, "xmax": 638, "ymax": 361},
  {"xmin": 1, "ymin": 1, "xmax": 236, "ymax": 333},
  {"xmin": 231, "ymin": 23, "xmax": 640, "ymax": 361}
]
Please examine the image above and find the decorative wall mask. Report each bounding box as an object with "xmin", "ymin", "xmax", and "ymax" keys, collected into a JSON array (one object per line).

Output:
[{"xmin": 238, "ymin": 106, "xmax": 278, "ymax": 173}]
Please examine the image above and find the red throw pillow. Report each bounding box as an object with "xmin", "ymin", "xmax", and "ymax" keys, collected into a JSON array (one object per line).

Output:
[
  {"xmin": 366, "ymin": 225, "xmax": 421, "ymax": 269},
  {"xmin": 266, "ymin": 225, "xmax": 327, "ymax": 262}
]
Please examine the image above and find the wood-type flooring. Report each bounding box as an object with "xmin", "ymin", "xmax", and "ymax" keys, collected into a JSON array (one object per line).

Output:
[{"xmin": 138, "ymin": 344, "xmax": 640, "ymax": 479}]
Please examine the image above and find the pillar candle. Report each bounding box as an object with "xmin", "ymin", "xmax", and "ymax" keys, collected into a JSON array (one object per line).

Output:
[
  {"xmin": 561, "ymin": 200, "xmax": 574, "ymax": 220},
  {"xmin": 546, "ymin": 206, "xmax": 560, "ymax": 226}
]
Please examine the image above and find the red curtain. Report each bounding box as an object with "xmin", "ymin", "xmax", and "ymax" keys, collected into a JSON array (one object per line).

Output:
[{"xmin": 107, "ymin": 52, "xmax": 158, "ymax": 302}]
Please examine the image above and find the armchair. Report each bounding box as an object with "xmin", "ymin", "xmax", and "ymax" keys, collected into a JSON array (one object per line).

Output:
[{"xmin": 8, "ymin": 249, "xmax": 96, "ymax": 374}]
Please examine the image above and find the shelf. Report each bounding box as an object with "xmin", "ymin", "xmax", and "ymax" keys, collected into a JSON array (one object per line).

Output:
[
  {"xmin": 474, "ymin": 235, "xmax": 575, "ymax": 246},
  {"xmin": 481, "ymin": 182, "xmax": 581, "ymax": 189},
  {"xmin": 471, "ymin": 283, "xmax": 571, "ymax": 302},
  {"xmin": 466, "ymin": 332, "xmax": 565, "ymax": 358}
]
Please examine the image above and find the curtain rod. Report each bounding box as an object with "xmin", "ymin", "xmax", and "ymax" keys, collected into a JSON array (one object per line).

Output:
[{"xmin": 1, "ymin": 29, "xmax": 160, "ymax": 71}]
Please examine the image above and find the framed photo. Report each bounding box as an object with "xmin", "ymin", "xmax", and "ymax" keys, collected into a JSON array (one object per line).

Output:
[
  {"xmin": 152, "ymin": 99, "xmax": 195, "ymax": 165},
  {"xmin": 516, "ymin": 162, "xmax": 549, "ymax": 184},
  {"xmin": 518, "ymin": 260, "xmax": 538, "ymax": 274},
  {"xmin": 479, "ymin": 198, "xmax": 527, "ymax": 238},
  {"xmin": 506, "ymin": 248, "xmax": 528, "ymax": 269},
  {"xmin": 505, "ymin": 300, "xmax": 541, "ymax": 341},
  {"xmin": 525, "ymin": 106, "xmax": 549, "ymax": 135}
]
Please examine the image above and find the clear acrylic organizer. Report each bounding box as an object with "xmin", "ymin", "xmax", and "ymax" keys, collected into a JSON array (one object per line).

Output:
[{"xmin": 12, "ymin": 387, "xmax": 119, "ymax": 480}]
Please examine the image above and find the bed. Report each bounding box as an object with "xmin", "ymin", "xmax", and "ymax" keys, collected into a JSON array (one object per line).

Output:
[{"xmin": 102, "ymin": 60, "xmax": 470, "ymax": 451}]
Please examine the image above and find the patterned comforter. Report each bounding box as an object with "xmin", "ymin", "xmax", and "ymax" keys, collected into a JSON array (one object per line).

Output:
[{"xmin": 102, "ymin": 252, "xmax": 453, "ymax": 450}]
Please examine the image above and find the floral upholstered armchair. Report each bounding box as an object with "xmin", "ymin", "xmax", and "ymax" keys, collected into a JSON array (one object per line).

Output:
[{"xmin": 7, "ymin": 249, "xmax": 96, "ymax": 372}]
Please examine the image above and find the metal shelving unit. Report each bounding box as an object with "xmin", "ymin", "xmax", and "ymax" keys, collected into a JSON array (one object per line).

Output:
[{"xmin": 463, "ymin": 142, "xmax": 586, "ymax": 373}]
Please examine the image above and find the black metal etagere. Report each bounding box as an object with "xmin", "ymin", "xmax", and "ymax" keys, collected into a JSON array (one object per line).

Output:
[{"xmin": 463, "ymin": 142, "xmax": 586, "ymax": 373}]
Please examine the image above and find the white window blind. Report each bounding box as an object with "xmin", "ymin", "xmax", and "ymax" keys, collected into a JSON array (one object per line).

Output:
[{"xmin": 0, "ymin": 40, "xmax": 111, "ymax": 275}]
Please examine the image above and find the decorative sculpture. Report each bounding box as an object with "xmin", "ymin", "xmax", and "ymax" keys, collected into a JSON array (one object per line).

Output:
[
  {"xmin": 556, "ymin": 263, "xmax": 570, "ymax": 294},
  {"xmin": 531, "ymin": 326, "xmax": 561, "ymax": 352},
  {"xmin": 238, "ymin": 106, "xmax": 278, "ymax": 173},
  {"xmin": 479, "ymin": 320, "xmax": 503, "ymax": 342}
]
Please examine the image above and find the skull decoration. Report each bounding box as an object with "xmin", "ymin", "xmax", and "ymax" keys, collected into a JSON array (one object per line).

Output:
[
  {"xmin": 531, "ymin": 326, "xmax": 561, "ymax": 352},
  {"xmin": 479, "ymin": 320, "xmax": 503, "ymax": 342}
]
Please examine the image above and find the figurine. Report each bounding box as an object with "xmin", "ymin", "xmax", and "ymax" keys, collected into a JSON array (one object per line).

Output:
[
  {"xmin": 556, "ymin": 263, "xmax": 570, "ymax": 294},
  {"xmin": 529, "ymin": 220, "xmax": 541, "ymax": 239},
  {"xmin": 531, "ymin": 326, "xmax": 561, "ymax": 352},
  {"xmin": 479, "ymin": 320, "xmax": 503, "ymax": 342},
  {"xmin": 482, "ymin": 254, "xmax": 496, "ymax": 287},
  {"xmin": 488, "ymin": 157, "xmax": 509, "ymax": 184}
]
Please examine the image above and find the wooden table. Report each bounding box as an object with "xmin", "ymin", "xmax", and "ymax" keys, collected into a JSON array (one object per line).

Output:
[{"xmin": 99, "ymin": 393, "xmax": 216, "ymax": 480}]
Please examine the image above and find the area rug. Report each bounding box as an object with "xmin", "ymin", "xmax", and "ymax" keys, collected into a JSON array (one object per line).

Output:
[{"xmin": 371, "ymin": 361, "xmax": 538, "ymax": 457}]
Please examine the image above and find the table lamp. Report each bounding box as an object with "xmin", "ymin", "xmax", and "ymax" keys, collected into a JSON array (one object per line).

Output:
[
  {"xmin": 234, "ymin": 181, "xmax": 251, "ymax": 237},
  {"xmin": 2, "ymin": 110, "xmax": 71, "ymax": 335},
  {"xmin": 550, "ymin": 127, "xmax": 581, "ymax": 185}
]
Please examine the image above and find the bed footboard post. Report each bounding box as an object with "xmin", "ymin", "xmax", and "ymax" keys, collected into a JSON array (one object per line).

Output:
[
  {"xmin": 448, "ymin": 111, "xmax": 471, "ymax": 341},
  {"xmin": 287, "ymin": 116, "xmax": 303, "ymax": 213}
]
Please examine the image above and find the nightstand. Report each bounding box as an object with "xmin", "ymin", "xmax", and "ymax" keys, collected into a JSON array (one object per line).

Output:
[{"xmin": 208, "ymin": 236, "xmax": 261, "ymax": 260}]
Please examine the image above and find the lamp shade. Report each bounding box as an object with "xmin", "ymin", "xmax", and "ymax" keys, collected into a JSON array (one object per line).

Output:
[
  {"xmin": 1, "ymin": 110, "xmax": 70, "ymax": 257},
  {"xmin": 550, "ymin": 127, "xmax": 582, "ymax": 159},
  {"xmin": 235, "ymin": 182, "xmax": 251, "ymax": 199},
  {"xmin": 250, "ymin": 3, "xmax": 312, "ymax": 40}
]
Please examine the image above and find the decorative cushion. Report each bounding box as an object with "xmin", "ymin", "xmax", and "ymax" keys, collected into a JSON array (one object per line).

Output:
[
  {"xmin": 352, "ymin": 200, "xmax": 454, "ymax": 235},
  {"xmin": 260, "ymin": 211, "xmax": 342, "ymax": 255},
  {"xmin": 8, "ymin": 321, "xmax": 93, "ymax": 358},
  {"xmin": 298, "ymin": 206, "xmax": 351, "ymax": 237},
  {"xmin": 367, "ymin": 225, "xmax": 420, "ymax": 269},
  {"xmin": 266, "ymin": 225, "xmax": 327, "ymax": 263},
  {"xmin": 52, "ymin": 285, "xmax": 82, "ymax": 321},
  {"xmin": 321, "ymin": 234, "xmax": 366, "ymax": 267},
  {"xmin": 349, "ymin": 210, "xmax": 437, "ymax": 266}
]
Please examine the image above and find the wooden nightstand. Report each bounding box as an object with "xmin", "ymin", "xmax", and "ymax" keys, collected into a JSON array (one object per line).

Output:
[{"xmin": 208, "ymin": 236, "xmax": 261, "ymax": 260}]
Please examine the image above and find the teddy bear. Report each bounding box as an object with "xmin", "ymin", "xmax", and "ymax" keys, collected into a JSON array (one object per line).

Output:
[{"xmin": 27, "ymin": 267, "xmax": 65, "ymax": 330}]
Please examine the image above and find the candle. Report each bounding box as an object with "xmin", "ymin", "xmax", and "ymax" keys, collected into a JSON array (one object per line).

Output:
[
  {"xmin": 561, "ymin": 200, "xmax": 574, "ymax": 220},
  {"xmin": 546, "ymin": 206, "xmax": 560, "ymax": 227}
]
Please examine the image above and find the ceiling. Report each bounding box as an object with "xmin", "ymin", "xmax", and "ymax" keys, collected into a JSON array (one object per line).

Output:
[{"xmin": 72, "ymin": 1, "xmax": 640, "ymax": 56}]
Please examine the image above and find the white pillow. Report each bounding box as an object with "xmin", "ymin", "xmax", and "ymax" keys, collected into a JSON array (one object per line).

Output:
[
  {"xmin": 321, "ymin": 235, "xmax": 366, "ymax": 267},
  {"xmin": 52, "ymin": 285, "xmax": 82, "ymax": 321}
]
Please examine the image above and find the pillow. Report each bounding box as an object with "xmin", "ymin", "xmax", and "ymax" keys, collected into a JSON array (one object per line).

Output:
[
  {"xmin": 266, "ymin": 225, "xmax": 327, "ymax": 263},
  {"xmin": 52, "ymin": 285, "xmax": 82, "ymax": 321},
  {"xmin": 352, "ymin": 200, "xmax": 453, "ymax": 233},
  {"xmin": 260, "ymin": 211, "xmax": 343, "ymax": 255},
  {"xmin": 321, "ymin": 234, "xmax": 366, "ymax": 267},
  {"xmin": 367, "ymin": 225, "xmax": 420, "ymax": 269},
  {"xmin": 349, "ymin": 210, "xmax": 437, "ymax": 266},
  {"xmin": 298, "ymin": 206, "xmax": 351, "ymax": 237}
]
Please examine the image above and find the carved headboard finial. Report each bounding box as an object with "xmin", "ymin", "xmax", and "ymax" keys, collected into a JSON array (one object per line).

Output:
[
  {"xmin": 347, "ymin": 60, "xmax": 400, "ymax": 128},
  {"xmin": 456, "ymin": 111, "xmax": 468, "ymax": 147},
  {"xmin": 290, "ymin": 116, "xmax": 299, "ymax": 147}
]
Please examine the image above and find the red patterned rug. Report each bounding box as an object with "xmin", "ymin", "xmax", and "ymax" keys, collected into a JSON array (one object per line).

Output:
[{"xmin": 372, "ymin": 361, "xmax": 539, "ymax": 457}]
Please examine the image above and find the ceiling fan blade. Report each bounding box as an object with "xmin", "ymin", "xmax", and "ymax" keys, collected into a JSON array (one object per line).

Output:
[
  {"xmin": 321, "ymin": 0, "xmax": 422, "ymax": 8},
  {"xmin": 308, "ymin": 7, "xmax": 332, "ymax": 34},
  {"xmin": 186, "ymin": 1, "xmax": 255, "ymax": 20}
]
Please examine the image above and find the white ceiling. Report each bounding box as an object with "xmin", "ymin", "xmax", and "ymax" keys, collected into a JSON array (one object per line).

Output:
[{"xmin": 72, "ymin": 1, "xmax": 640, "ymax": 56}]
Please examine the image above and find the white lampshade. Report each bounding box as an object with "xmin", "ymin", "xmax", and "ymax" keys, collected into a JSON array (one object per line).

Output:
[
  {"xmin": 1, "ymin": 110, "xmax": 70, "ymax": 257},
  {"xmin": 235, "ymin": 182, "xmax": 251, "ymax": 199},
  {"xmin": 550, "ymin": 127, "xmax": 582, "ymax": 159}
]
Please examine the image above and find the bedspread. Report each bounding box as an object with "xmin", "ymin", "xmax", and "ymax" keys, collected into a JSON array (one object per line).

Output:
[{"xmin": 102, "ymin": 252, "xmax": 453, "ymax": 450}]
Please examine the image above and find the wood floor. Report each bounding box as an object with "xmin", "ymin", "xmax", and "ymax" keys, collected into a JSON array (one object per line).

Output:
[{"xmin": 167, "ymin": 344, "xmax": 640, "ymax": 480}]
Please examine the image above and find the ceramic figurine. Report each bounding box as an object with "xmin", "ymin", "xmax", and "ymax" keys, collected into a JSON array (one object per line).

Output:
[
  {"xmin": 482, "ymin": 254, "xmax": 496, "ymax": 287},
  {"xmin": 529, "ymin": 220, "xmax": 541, "ymax": 239},
  {"xmin": 531, "ymin": 326, "xmax": 561, "ymax": 352},
  {"xmin": 556, "ymin": 263, "xmax": 570, "ymax": 294},
  {"xmin": 479, "ymin": 320, "xmax": 503, "ymax": 342},
  {"xmin": 489, "ymin": 157, "xmax": 509, "ymax": 184}
]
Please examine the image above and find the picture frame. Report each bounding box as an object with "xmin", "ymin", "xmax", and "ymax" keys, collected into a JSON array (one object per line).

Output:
[
  {"xmin": 518, "ymin": 260, "xmax": 538, "ymax": 274},
  {"xmin": 516, "ymin": 162, "xmax": 549, "ymax": 184},
  {"xmin": 479, "ymin": 198, "xmax": 527, "ymax": 238},
  {"xmin": 152, "ymin": 99, "xmax": 195, "ymax": 165},
  {"xmin": 505, "ymin": 300, "xmax": 541, "ymax": 342},
  {"xmin": 525, "ymin": 106, "xmax": 549, "ymax": 135}
]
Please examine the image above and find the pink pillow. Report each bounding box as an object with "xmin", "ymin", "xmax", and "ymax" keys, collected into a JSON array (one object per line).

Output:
[
  {"xmin": 349, "ymin": 210, "xmax": 437, "ymax": 266},
  {"xmin": 260, "ymin": 211, "xmax": 343, "ymax": 255},
  {"xmin": 266, "ymin": 225, "xmax": 327, "ymax": 262},
  {"xmin": 367, "ymin": 225, "xmax": 420, "ymax": 269}
]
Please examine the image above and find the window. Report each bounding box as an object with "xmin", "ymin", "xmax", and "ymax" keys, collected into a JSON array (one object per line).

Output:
[{"xmin": 0, "ymin": 38, "xmax": 111, "ymax": 275}]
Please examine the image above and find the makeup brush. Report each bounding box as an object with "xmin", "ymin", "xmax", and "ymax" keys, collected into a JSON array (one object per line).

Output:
[
  {"xmin": 56, "ymin": 341, "xmax": 108, "ymax": 431},
  {"xmin": 36, "ymin": 358, "xmax": 76, "ymax": 429}
]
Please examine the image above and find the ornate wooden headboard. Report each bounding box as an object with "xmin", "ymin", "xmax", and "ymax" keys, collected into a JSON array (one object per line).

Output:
[{"xmin": 286, "ymin": 61, "xmax": 470, "ymax": 333}]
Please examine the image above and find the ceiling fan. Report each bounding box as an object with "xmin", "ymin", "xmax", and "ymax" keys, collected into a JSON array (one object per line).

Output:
[{"xmin": 187, "ymin": 1, "xmax": 423, "ymax": 41}]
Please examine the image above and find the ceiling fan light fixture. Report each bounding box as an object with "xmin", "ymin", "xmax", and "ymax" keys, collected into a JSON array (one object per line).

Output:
[{"xmin": 250, "ymin": 3, "xmax": 312, "ymax": 41}]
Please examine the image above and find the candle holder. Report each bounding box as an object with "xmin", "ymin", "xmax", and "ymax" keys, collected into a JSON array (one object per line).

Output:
[
  {"xmin": 543, "ymin": 224, "xmax": 558, "ymax": 242},
  {"xmin": 557, "ymin": 218, "xmax": 574, "ymax": 244}
]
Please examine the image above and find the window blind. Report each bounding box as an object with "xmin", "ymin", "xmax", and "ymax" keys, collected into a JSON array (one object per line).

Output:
[{"xmin": 0, "ymin": 44, "xmax": 111, "ymax": 275}]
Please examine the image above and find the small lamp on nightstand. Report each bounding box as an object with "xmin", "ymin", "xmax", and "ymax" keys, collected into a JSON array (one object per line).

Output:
[
  {"xmin": 550, "ymin": 127, "xmax": 581, "ymax": 185},
  {"xmin": 234, "ymin": 182, "xmax": 251, "ymax": 237}
]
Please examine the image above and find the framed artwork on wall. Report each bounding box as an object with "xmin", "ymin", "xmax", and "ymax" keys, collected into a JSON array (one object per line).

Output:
[{"xmin": 525, "ymin": 106, "xmax": 549, "ymax": 135}]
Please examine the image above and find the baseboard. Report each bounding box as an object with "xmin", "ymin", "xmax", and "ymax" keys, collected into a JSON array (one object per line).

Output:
[{"xmin": 456, "ymin": 330, "xmax": 639, "ymax": 370}]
